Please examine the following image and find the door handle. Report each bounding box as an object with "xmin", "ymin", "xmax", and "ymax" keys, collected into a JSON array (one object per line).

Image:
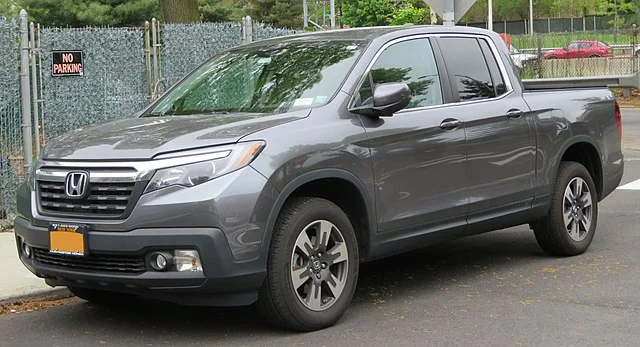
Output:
[
  {"xmin": 440, "ymin": 119, "xmax": 462, "ymax": 130},
  {"xmin": 506, "ymin": 109, "xmax": 524, "ymax": 119}
]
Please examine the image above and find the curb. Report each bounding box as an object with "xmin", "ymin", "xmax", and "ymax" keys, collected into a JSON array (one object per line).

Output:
[{"xmin": 0, "ymin": 287, "xmax": 73, "ymax": 305}]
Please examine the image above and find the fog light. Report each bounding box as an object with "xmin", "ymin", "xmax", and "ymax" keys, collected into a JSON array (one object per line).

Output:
[
  {"xmin": 174, "ymin": 250, "xmax": 203, "ymax": 272},
  {"xmin": 149, "ymin": 252, "xmax": 172, "ymax": 271},
  {"xmin": 22, "ymin": 242, "xmax": 32, "ymax": 258}
]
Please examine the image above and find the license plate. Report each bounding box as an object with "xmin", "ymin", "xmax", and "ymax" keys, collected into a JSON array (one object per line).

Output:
[{"xmin": 49, "ymin": 223, "xmax": 89, "ymax": 256}]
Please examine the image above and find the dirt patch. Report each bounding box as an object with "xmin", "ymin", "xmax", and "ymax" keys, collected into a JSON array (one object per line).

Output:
[{"xmin": 0, "ymin": 298, "xmax": 70, "ymax": 316}]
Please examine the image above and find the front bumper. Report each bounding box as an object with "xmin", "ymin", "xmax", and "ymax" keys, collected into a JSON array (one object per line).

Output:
[{"xmin": 14, "ymin": 216, "xmax": 266, "ymax": 306}]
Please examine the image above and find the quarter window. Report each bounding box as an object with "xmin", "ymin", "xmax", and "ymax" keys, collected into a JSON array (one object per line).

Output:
[
  {"xmin": 357, "ymin": 38, "xmax": 443, "ymax": 109},
  {"xmin": 439, "ymin": 37, "xmax": 499, "ymax": 101}
]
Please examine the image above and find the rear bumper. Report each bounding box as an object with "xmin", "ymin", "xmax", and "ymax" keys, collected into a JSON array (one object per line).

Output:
[{"xmin": 13, "ymin": 216, "xmax": 266, "ymax": 306}]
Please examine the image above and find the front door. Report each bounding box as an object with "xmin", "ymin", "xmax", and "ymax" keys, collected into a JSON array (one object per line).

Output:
[{"xmin": 355, "ymin": 37, "xmax": 468, "ymax": 235}]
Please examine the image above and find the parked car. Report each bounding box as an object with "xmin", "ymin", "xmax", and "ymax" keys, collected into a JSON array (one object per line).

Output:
[
  {"xmin": 509, "ymin": 44, "xmax": 537, "ymax": 68},
  {"xmin": 15, "ymin": 26, "xmax": 624, "ymax": 332},
  {"xmin": 544, "ymin": 40, "xmax": 613, "ymax": 59}
]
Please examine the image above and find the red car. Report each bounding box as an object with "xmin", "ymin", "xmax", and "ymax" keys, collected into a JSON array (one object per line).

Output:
[{"xmin": 543, "ymin": 40, "xmax": 613, "ymax": 59}]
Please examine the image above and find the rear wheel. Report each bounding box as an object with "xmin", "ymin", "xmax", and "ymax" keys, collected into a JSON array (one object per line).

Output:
[
  {"xmin": 532, "ymin": 162, "xmax": 598, "ymax": 256},
  {"xmin": 589, "ymin": 54, "xmax": 601, "ymax": 58},
  {"xmin": 69, "ymin": 287, "xmax": 137, "ymax": 304},
  {"xmin": 257, "ymin": 197, "xmax": 359, "ymax": 331},
  {"xmin": 546, "ymin": 56, "xmax": 558, "ymax": 59}
]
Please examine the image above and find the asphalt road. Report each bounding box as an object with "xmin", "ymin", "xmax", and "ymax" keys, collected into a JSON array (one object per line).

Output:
[{"xmin": 2, "ymin": 111, "xmax": 640, "ymax": 347}]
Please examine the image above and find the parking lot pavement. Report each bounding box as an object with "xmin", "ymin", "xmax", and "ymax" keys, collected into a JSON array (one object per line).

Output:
[{"xmin": 1, "ymin": 110, "xmax": 639, "ymax": 346}]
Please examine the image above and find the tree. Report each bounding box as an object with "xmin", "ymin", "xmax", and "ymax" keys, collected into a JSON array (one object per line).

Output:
[
  {"xmin": 160, "ymin": 0, "xmax": 199, "ymax": 23},
  {"xmin": 0, "ymin": 0, "xmax": 19, "ymax": 18},
  {"xmin": 342, "ymin": 0, "xmax": 394, "ymax": 27},
  {"xmin": 248, "ymin": 0, "xmax": 303, "ymax": 28},
  {"xmin": 200, "ymin": 0, "xmax": 246, "ymax": 22},
  {"xmin": 390, "ymin": 2, "xmax": 430, "ymax": 25},
  {"xmin": 18, "ymin": 0, "xmax": 159, "ymax": 27}
]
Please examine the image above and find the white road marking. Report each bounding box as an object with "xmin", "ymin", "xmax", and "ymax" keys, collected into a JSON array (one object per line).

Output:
[{"xmin": 617, "ymin": 178, "xmax": 640, "ymax": 190}]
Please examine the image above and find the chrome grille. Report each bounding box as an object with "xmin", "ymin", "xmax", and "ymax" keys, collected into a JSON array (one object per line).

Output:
[
  {"xmin": 38, "ymin": 180, "xmax": 135, "ymax": 216},
  {"xmin": 35, "ymin": 168, "xmax": 145, "ymax": 219},
  {"xmin": 33, "ymin": 248, "xmax": 146, "ymax": 273}
]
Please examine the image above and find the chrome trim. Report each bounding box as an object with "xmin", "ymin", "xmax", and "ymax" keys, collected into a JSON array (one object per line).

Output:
[
  {"xmin": 36, "ymin": 169, "xmax": 140, "ymax": 183},
  {"xmin": 348, "ymin": 32, "xmax": 515, "ymax": 111},
  {"xmin": 35, "ymin": 146, "xmax": 233, "ymax": 182}
]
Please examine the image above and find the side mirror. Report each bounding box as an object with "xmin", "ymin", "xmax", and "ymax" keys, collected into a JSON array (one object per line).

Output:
[{"xmin": 350, "ymin": 82, "xmax": 412, "ymax": 117}]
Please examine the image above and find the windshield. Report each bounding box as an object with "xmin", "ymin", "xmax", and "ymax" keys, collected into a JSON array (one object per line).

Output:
[
  {"xmin": 510, "ymin": 45, "xmax": 521, "ymax": 54},
  {"xmin": 148, "ymin": 40, "xmax": 365, "ymax": 116}
]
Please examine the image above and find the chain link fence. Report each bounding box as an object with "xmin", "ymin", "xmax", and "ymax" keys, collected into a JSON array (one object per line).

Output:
[
  {"xmin": 40, "ymin": 27, "xmax": 149, "ymax": 140},
  {"xmin": 0, "ymin": 18, "xmax": 22, "ymax": 222},
  {"xmin": 466, "ymin": 15, "xmax": 633, "ymax": 35},
  {"xmin": 505, "ymin": 30, "xmax": 640, "ymax": 79}
]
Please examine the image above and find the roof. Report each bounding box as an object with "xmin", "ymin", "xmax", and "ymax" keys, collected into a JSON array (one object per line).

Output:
[{"xmin": 249, "ymin": 25, "xmax": 496, "ymax": 45}]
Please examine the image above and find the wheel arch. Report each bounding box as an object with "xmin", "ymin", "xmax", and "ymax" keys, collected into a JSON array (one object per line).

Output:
[
  {"xmin": 556, "ymin": 137, "xmax": 603, "ymax": 200},
  {"xmin": 260, "ymin": 169, "xmax": 376, "ymax": 264}
]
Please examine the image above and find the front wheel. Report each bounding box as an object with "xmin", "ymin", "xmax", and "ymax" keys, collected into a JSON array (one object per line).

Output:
[
  {"xmin": 257, "ymin": 197, "xmax": 359, "ymax": 331},
  {"xmin": 532, "ymin": 162, "xmax": 598, "ymax": 256}
]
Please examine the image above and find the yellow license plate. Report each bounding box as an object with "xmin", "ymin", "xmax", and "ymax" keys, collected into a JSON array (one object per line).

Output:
[{"xmin": 49, "ymin": 223, "xmax": 89, "ymax": 256}]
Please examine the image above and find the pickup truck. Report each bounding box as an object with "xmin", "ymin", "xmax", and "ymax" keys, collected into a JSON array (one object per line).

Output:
[{"xmin": 14, "ymin": 26, "xmax": 624, "ymax": 331}]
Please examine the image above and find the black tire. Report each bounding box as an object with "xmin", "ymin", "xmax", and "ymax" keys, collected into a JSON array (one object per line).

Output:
[
  {"xmin": 69, "ymin": 286, "xmax": 136, "ymax": 304},
  {"xmin": 532, "ymin": 162, "xmax": 598, "ymax": 256},
  {"xmin": 547, "ymin": 56, "xmax": 558, "ymax": 59},
  {"xmin": 589, "ymin": 54, "xmax": 601, "ymax": 58},
  {"xmin": 256, "ymin": 197, "xmax": 359, "ymax": 331}
]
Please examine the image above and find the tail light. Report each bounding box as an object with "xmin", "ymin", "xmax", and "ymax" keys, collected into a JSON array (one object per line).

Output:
[{"xmin": 614, "ymin": 100, "xmax": 622, "ymax": 141}]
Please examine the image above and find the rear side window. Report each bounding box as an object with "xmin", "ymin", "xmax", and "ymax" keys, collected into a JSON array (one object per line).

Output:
[
  {"xmin": 567, "ymin": 42, "xmax": 580, "ymax": 50},
  {"xmin": 478, "ymin": 39, "xmax": 507, "ymax": 96},
  {"xmin": 357, "ymin": 38, "xmax": 443, "ymax": 109},
  {"xmin": 439, "ymin": 37, "xmax": 499, "ymax": 102}
]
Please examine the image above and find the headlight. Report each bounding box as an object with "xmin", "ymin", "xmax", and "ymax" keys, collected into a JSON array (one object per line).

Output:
[{"xmin": 144, "ymin": 141, "xmax": 265, "ymax": 194}]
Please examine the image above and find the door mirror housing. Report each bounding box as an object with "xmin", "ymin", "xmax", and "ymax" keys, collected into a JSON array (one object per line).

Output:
[{"xmin": 350, "ymin": 82, "xmax": 412, "ymax": 117}]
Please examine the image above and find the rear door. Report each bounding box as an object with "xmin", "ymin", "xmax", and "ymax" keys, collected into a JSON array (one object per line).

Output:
[{"xmin": 435, "ymin": 35, "xmax": 536, "ymax": 228}]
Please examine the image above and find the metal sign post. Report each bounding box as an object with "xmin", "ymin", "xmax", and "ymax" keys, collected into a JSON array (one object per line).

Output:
[
  {"xmin": 19, "ymin": 10, "xmax": 33, "ymax": 172},
  {"xmin": 423, "ymin": 0, "xmax": 477, "ymax": 25}
]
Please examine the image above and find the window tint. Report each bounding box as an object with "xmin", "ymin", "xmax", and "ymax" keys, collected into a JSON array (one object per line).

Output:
[
  {"xmin": 579, "ymin": 42, "xmax": 591, "ymax": 48},
  {"xmin": 478, "ymin": 39, "xmax": 507, "ymax": 96},
  {"xmin": 358, "ymin": 38, "xmax": 442, "ymax": 109},
  {"xmin": 439, "ymin": 37, "xmax": 496, "ymax": 101}
]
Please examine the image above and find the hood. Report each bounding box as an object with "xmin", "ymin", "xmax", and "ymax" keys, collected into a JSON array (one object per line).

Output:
[{"xmin": 42, "ymin": 111, "xmax": 309, "ymax": 161}]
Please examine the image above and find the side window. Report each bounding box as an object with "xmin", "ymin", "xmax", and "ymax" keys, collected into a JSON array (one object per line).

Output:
[
  {"xmin": 478, "ymin": 39, "xmax": 507, "ymax": 96},
  {"xmin": 567, "ymin": 42, "xmax": 580, "ymax": 50},
  {"xmin": 439, "ymin": 37, "xmax": 496, "ymax": 102},
  {"xmin": 358, "ymin": 38, "xmax": 443, "ymax": 109},
  {"xmin": 579, "ymin": 42, "xmax": 591, "ymax": 49}
]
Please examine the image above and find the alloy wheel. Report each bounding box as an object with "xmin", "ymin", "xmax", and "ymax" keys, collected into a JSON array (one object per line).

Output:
[
  {"xmin": 290, "ymin": 220, "xmax": 349, "ymax": 311},
  {"xmin": 563, "ymin": 177, "xmax": 593, "ymax": 242}
]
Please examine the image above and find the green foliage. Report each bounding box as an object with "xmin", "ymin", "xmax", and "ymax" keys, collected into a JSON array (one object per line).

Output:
[
  {"xmin": 342, "ymin": 0, "xmax": 394, "ymax": 27},
  {"xmin": 249, "ymin": 0, "xmax": 303, "ymax": 28},
  {"xmin": 389, "ymin": 3, "xmax": 430, "ymax": 25},
  {"xmin": 19, "ymin": 0, "xmax": 160, "ymax": 27},
  {"xmin": 200, "ymin": 0, "xmax": 245, "ymax": 22},
  {"xmin": 0, "ymin": 0, "xmax": 19, "ymax": 18}
]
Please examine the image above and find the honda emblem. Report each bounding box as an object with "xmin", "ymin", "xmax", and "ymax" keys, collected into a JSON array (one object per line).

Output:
[{"xmin": 65, "ymin": 172, "xmax": 88, "ymax": 198}]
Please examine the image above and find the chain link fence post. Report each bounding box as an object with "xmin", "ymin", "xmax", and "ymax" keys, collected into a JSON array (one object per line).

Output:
[{"xmin": 19, "ymin": 10, "xmax": 33, "ymax": 174}]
